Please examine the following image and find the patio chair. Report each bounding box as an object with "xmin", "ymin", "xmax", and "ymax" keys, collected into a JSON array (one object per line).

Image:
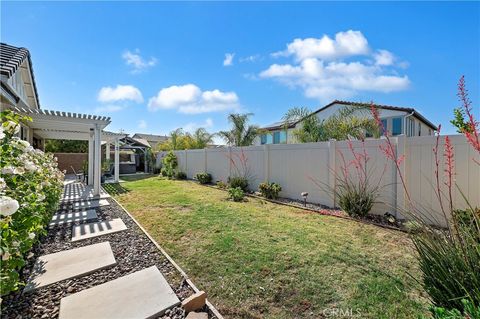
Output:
[
  {"xmin": 70, "ymin": 166, "xmax": 84, "ymax": 182},
  {"xmin": 103, "ymin": 163, "xmax": 115, "ymax": 178}
]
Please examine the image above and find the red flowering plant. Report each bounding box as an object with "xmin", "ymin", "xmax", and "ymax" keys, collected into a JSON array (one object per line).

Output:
[
  {"xmin": 310, "ymin": 138, "xmax": 388, "ymax": 219},
  {"xmin": 371, "ymin": 76, "xmax": 480, "ymax": 313},
  {"xmin": 226, "ymin": 147, "xmax": 254, "ymax": 192}
]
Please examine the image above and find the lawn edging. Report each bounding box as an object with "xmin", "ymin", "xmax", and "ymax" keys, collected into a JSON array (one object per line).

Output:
[{"xmin": 109, "ymin": 194, "xmax": 225, "ymax": 319}]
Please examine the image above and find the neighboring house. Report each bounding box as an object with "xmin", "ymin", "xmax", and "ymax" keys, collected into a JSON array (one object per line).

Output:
[
  {"xmin": 132, "ymin": 133, "xmax": 168, "ymax": 150},
  {"xmin": 257, "ymin": 100, "xmax": 437, "ymax": 145},
  {"xmin": 1, "ymin": 42, "xmax": 120, "ymax": 195}
]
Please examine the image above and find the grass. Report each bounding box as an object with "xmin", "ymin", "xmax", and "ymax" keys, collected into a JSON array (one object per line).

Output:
[{"xmin": 113, "ymin": 177, "xmax": 429, "ymax": 319}]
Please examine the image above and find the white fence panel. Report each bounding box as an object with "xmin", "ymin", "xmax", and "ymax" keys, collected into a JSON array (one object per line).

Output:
[{"xmin": 155, "ymin": 134, "xmax": 479, "ymax": 227}]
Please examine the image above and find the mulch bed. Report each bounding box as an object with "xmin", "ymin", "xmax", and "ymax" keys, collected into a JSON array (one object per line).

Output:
[{"xmin": 1, "ymin": 196, "xmax": 217, "ymax": 319}]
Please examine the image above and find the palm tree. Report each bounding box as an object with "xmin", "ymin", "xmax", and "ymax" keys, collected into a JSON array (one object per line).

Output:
[
  {"xmin": 218, "ymin": 113, "xmax": 259, "ymax": 146},
  {"xmin": 282, "ymin": 107, "xmax": 322, "ymax": 143},
  {"xmin": 191, "ymin": 128, "xmax": 214, "ymax": 149},
  {"xmin": 282, "ymin": 105, "xmax": 379, "ymax": 142}
]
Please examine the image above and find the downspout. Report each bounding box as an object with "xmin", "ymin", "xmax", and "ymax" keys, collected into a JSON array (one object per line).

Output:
[{"xmin": 404, "ymin": 111, "xmax": 415, "ymax": 137}]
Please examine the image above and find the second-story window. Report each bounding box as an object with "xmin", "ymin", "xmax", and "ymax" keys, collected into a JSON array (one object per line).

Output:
[
  {"xmin": 260, "ymin": 134, "xmax": 267, "ymax": 145},
  {"xmin": 392, "ymin": 117, "xmax": 402, "ymax": 136},
  {"xmin": 273, "ymin": 131, "xmax": 280, "ymax": 144}
]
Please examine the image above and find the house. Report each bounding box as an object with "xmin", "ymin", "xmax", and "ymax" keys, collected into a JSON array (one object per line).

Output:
[
  {"xmin": 132, "ymin": 133, "xmax": 168, "ymax": 150},
  {"xmin": 1, "ymin": 42, "xmax": 122, "ymax": 195},
  {"xmin": 256, "ymin": 100, "xmax": 438, "ymax": 145}
]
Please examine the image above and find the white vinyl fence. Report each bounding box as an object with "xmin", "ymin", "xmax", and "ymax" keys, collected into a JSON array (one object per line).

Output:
[{"xmin": 157, "ymin": 135, "xmax": 480, "ymax": 227}]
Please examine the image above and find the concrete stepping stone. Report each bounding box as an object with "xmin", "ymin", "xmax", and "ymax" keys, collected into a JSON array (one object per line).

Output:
[
  {"xmin": 59, "ymin": 266, "xmax": 180, "ymax": 319},
  {"xmin": 25, "ymin": 242, "xmax": 116, "ymax": 292},
  {"xmin": 72, "ymin": 218, "xmax": 127, "ymax": 242},
  {"xmin": 49, "ymin": 209, "xmax": 98, "ymax": 227},
  {"xmin": 61, "ymin": 184, "xmax": 111, "ymax": 203},
  {"xmin": 70, "ymin": 199, "xmax": 110, "ymax": 210}
]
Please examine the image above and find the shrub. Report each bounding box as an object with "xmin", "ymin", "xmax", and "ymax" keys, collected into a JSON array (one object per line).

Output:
[
  {"xmin": 195, "ymin": 172, "xmax": 212, "ymax": 184},
  {"xmin": 337, "ymin": 186, "xmax": 376, "ymax": 217},
  {"xmin": 228, "ymin": 187, "xmax": 244, "ymax": 202},
  {"xmin": 216, "ymin": 180, "xmax": 227, "ymax": 189},
  {"xmin": 453, "ymin": 208, "xmax": 480, "ymax": 242},
  {"xmin": 175, "ymin": 171, "xmax": 187, "ymax": 180},
  {"xmin": 423, "ymin": 299, "xmax": 480, "ymax": 319},
  {"xmin": 228, "ymin": 176, "xmax": 249, "ymax": 192},
  {"xmin": 258, "ymin": 182, "xmax": 282, "ymax": 199},
  {"xmin": 1, "ymin": 111, "xmax": 64, "ymax": 295},
  {"xmin": 161, "ymin": 151, "xmax": 178, "ymax": 179}
]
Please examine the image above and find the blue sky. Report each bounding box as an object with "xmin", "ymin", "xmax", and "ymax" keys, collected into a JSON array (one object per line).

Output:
[{"xmin": 2, "ymin": 1, "xmax": 479, "ymax": 139}]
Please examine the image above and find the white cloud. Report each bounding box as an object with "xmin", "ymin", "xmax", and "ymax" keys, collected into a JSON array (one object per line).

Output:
[
  {"xmin": 274, "ymin": 30, "xmax": 369, "ymax": 61},
  {"xmin": 223, "ymin": 53, "xmax": 235, "ymax": 66},
  {"xmin": 122, "ymin": 49, "xmax": 157, "ymax": 73},
  {"xmin": 183, "ymin": 118, "xmax": 214, "ymax": 133},
  {"xmin": 239, "ymin": 54, "xmax": 260, "ymax": 63},
  {"xmin": 148, "ymin": 84, "xmax": 240, "ymax": 114},
  {"xmin": 260, "ymin": 30, "xmax": 409, "ymax": 102},
  {"xmin": 374, "ymin": 49, "xmax": 395, "ymax": 66},
  {"xmin": 98, "ymin": 85, "xmax": 144, "ymax": 103},
  {"xmin": 138, "ymin": 120, "xmax": 147, "ymax": 129}
]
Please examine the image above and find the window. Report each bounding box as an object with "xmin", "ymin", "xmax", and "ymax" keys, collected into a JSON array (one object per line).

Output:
[
  {"xmin": 266, "ymin": 134, "xmax": 273, "ymax": 144},
  {"xmin": 273, "ymin": 131, "xmax": 280, "ymax": 144},
  {"xmin": 381, "ymin": 119, "xmax": 388, "ymax": 135},
  {"xmin": 418, "ymin": 123, "xmax": 422, "ymax": 136},
  {"xmin": 260, "ymin": 134, "xmax": 267, "ymax": 145},
  {"xmin": 392, "ymin": 117, "xmax": 402, "ymax": 136},
  {"xmin": 279, "ymin": 131, "xmax": 287, "ymax": 143}
]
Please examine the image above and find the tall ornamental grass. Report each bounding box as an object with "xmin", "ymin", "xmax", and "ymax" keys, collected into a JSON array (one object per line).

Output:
[
  {"xmin": 0, "ymin": 111, "xmax": 64, "ymax": 295},
  {"xmin": 371, "ymin": 76, "xmax": 480, "ymax": 314}
]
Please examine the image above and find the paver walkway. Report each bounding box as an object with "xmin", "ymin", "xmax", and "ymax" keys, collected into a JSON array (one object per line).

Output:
[
  {"xmin": 59, "ymin": 266, "xmax": 180, "ymax": 319},
  {"xmin": 71, "ymin": 218, "xmax": 127, "ymax": 242},
  {"xmin": 49, "ymin": 209, "xmax": 98, "ymax": 227},
  {"xmin": 28, "ymin": 181, "xmax": 181, "ymax": 318},
  {"xmin": 25, "ymin": 242, "xmax": 116, "ymax": 292}
]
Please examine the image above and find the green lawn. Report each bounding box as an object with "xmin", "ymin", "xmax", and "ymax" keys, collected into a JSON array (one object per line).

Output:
[{"xmin": 113, "ymin": 177, "xmax": 428, "ymax": 319}]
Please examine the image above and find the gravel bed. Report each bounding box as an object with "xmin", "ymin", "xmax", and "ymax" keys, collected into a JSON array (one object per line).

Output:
[{"xmin": 1, "ymin": 196, "xmax": 216, "ymax": 319}]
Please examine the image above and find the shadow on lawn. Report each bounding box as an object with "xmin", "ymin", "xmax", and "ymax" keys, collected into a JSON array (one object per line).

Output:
[{"xmin": 102, "ymin": 183, "xmax": 129, "ymax": 196}]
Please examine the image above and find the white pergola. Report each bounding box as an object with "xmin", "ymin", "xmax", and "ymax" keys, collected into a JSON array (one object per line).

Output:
[{"xmin": 12, "ymin": 107, "xmax": 124, "ymax": 196}]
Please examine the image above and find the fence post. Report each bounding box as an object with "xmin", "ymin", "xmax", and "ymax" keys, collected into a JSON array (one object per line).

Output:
[
  {"xmin": 264, "ymin": 144, "xmax": 270, "ymax": 182},
  {"xmin": 395, "ymin": 135, "xmax": 407, "ymax": 218},
  {"xmin": 184, "ymin": 150, "xmax": 188, "ymax": 176},
  {"xmin": 228, "ymin": 146, "xmax": 232, "ymax": 179},
  {"xmin": 203, "ymin": 148, "xmax": 208, "ymax": 172},
  {"xmin": 328, "ymin": 140, "xmax": 336, "ymax": 208}
]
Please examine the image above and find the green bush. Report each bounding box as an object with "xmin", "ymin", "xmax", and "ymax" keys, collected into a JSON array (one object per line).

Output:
[
  {"xmin": 258, "ymin": 182, "xmax": 282, "ymax": 199},
  {"xmin": 216, "ymin": 180, "xmax": 227, "ymax": 189},
  {"xmin": 337, "ymin": 187, "xmax": 376, "ymax": 217},
  {"xmin": 412, "ymin": 216, "xmax": 480, "ymax": 311},
  {"xmin": 228, "ymin": 187, "xmax": 244, "ymax": 202},
  {"xmin": 175, "ymin": 171, "xmax": 187, "ymax": 180},
  {"xmin": 1, "ymin": 111, "xmax": 64, "ymax": 295},
  {"xmin": 422, "ymin": 299, "xmax": 480, "ymax": 319},
  {"xmin": 195, "ymin": 172, "xmax": 212, "ymax": 184},
  {"xmin": 161, "ymin": 151, "xmax": 178, "ymax": 179},
  {"xmin": 228, "ymin": 176, "xmax": 249, "ymax": 192},
  {"xmin": 453, "ymin": 208, "xmax": 480, "ymax": 242}
]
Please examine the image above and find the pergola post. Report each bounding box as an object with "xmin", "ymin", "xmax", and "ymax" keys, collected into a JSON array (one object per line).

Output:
[
  {"xmin": 144, "ymin": 150, "xmax": 148, "ymax": 173},
  {"xmin": 88, "ymin": 130, "xmax": 94, "ymax": 185},
  {"xmin": 106, "ymin": 142, "xmax": 110, "ymax": 161},
  {"xmin": 93, "ymin": 124, "xmax": 102, "ymax": 196},
  {"xmin": 114, "ymin": 138, "xmax": 120, "ymax": 183}
]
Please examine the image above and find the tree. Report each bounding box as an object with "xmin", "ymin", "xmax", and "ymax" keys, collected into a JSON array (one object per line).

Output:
[
  {"xmin": 191, "ymin": 128, "xmax": 214, "ymax": 149},
  {"xmin": 157, "ymin": 127, "xmax": 213, "ymax": 151},
  {"xmin": 45, "ymin": 139, "xmax": 88, "ymax": 153},
  {"xmin": 282, "ymin": 106, "xmax": 379, "ymax": 142},
  {"xmin": 218, "ymin": 113, "xmax": 259, "ymax": 146}
]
